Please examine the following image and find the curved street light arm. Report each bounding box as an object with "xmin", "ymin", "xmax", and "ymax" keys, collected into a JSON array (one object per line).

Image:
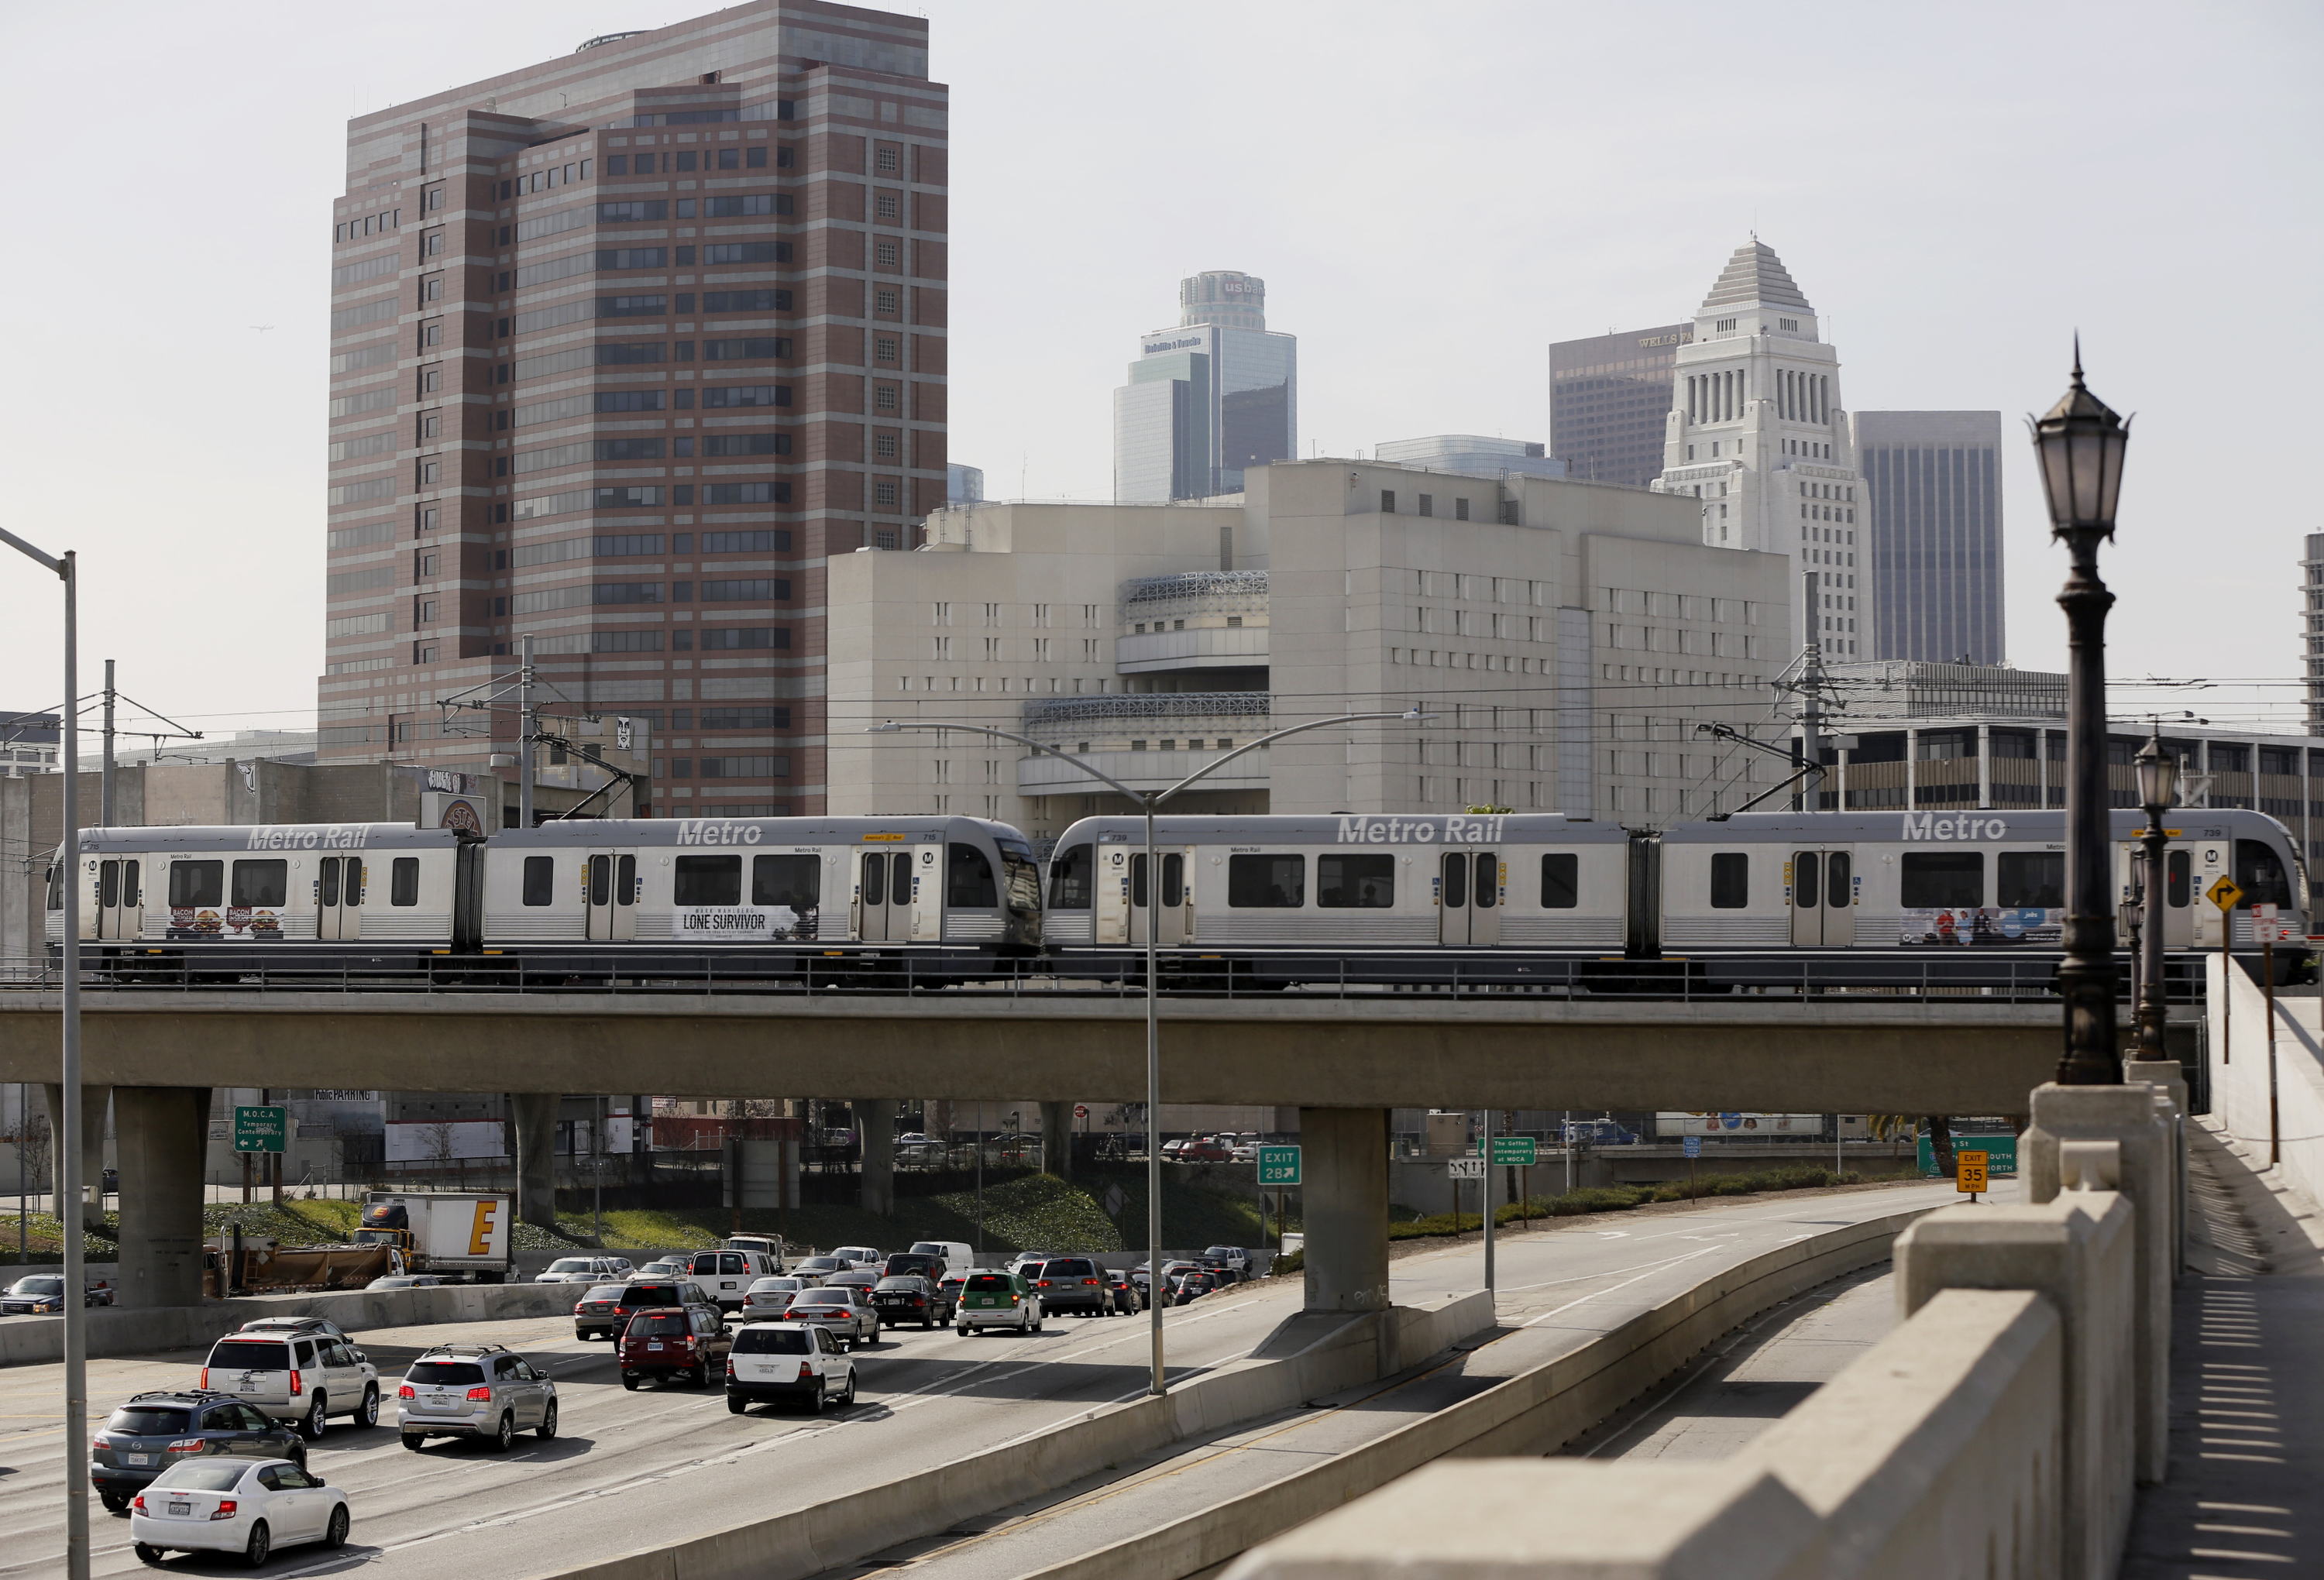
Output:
[{"xmin": 868, "ymin": 720, "xmax": 1150, "ymax": 805}]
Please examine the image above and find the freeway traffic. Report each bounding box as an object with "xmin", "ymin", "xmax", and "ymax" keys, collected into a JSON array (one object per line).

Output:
[{"xmin": 0, "ymin": 1180, "xmax": 1958, "ymax": 1579}]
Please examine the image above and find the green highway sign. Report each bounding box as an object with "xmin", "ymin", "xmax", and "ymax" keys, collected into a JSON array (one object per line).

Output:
[
  {"xmin": 1257, "ymin": 1145, "xmax": 1301, "ymax": 1186},
  {"xmin": 233, "ymin": 1105, "xmax": 287, "ymax": 1155},
  {"xmin": 1480, "ymin": 1136, "xmax": 1538, "ymax": 1167}
]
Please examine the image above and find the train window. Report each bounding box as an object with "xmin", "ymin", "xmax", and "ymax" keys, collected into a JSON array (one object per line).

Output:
[
  {"xmin": 1317, "ymin": 854, "xmax": 1394, "ymax": 908},
  {"xmin": 169, "ymin": 861, "xmax": 224, "ymax": 908},
  {"xmin": 2166, "ymin": 849, "xmax": 2190, "ymax": 908},
  {"xmin": 948, "ymin": 843, "xmax": 999, "ymax": 908},
  {"xmin": 46, "ymin": 864, "xmax": 60, "ymax": 911},
  {"xmin": 521, "ymin": 856, "xmax": 555, "ymax": 906},
  {"xmin": 1793, "ymin": 854, "xmax": 1819, "ymax": 908},
  {"xmin": 1539, "ymin": 854, "xmax": 1578, "ymax": 908},
  {"xmin": 1996, "ymin": 852, "xmax": 2063, "ymax": 908},
  {"xmin": 894, "ymin": 852, "xmax": 915, "ymax": 906},
  {"xmin": 2236, "ymin": 839, "xmax": 2291, "ymax": 908},
  {"xmin": 1048, "ymin": 845, "xmax": 1092, "ymax": 909},
  {"xmin": 1709, "ymin": 854, "xmax": 1748, "ymax": 908},
  {"xmin": 390, "ymin": 857, "xmax": 420, "ymax": 906},
  {"xmin": 1900, "ymin": 852, "xmax": 1983, "ymax": 907},
  {"xmin": 230, "ymin": 860, "xmax": 287, "ymax": 908},
  {"xmin": 1440, "ymin": 854, "xmax": 1466, "ymax": 908},
  {"xmin": 675, "ymin": 855, "xmax": 744, "ymax": 906},
  {"xmin": 1473, "ymin": 854, "xmax": 1496, "ymax": 908},
  {"xmin": 1228, "ymin": 854, "xmax": 1305, "ymax": 908},
  {"xmin": 751, "ymin": 854, "xmax": 819, "ymax": 908}
]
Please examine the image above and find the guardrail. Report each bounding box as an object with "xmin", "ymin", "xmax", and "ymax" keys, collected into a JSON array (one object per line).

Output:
[{"xmin": 0, "ymin": 950, "xmax": 2211, "ymax": 1004}]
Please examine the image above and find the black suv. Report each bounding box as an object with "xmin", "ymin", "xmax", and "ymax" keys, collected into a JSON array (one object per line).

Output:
[
  {"xmin": 90, "ymin": 1391, "xmax": 304, "ymax": 1512},
  {"xmin": 1023, "ymin": 1257, "xmax": 1113, "ymax": 1316}
]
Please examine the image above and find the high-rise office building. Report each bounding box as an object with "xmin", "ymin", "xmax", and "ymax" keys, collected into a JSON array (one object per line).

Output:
[
  {"xmin": 1373, "ymin": 435, "xmax": 1567, "ymax": 482},
  {"xmin": 947, "ymin": 462, "xmax": 984, "ymax": 506},
  {"xmin": 1851, "ymin": 412, "xmax": 2006, "ymax": 665},
  {"xmin": 1548, "ymin": 323, "xmax": 1692, "ymax": 487},
  {"xmin": 318, "ymin": 0, "xmax": 947, "ymax": 819},
  {"xmin": 1651, "ymin": 241, "xmax": 1868, "ymax": 661},
  {"xmin": 1112, "ymin": 272, "xmax": 1296, "ymax": 502}
]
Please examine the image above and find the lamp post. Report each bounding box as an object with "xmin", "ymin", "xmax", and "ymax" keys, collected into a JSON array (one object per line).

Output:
[
  {"xmin": 2029, "ymin": 345, "xmax": 2133, "ymax": 1086},
  {"xmin": 2133, "ymin": 732, "xmax": 2178, "ymax": 1060},
  {"xmin": 870, "ymin": 707, "xmax": 1424, "ymax": 1395},
  {"xmin": 0, "ymin": 526, "xmax": 87, "ymax": 1580}
]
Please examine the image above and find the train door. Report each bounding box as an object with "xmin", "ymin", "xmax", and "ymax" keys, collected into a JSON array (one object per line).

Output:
[
  {"xmin": 857, "ymin": 850, "xmax": 913, "ymax": 941},
  {"xmin": 315, "ymin": 856, "xmax": 363, "ymax": 941},
  {"xmin": 1095, "ymin": 843, "xmax": 1132, "ymax": 945},
  {"xmin": 1129, "ymin": 849, "xmax": 1193, "ymax": 945},
  {"xmin": 584, "ymin": 851, "xmax": 638, "ymax": 942},
  {"xmin": 2190, "ymin": 840, "xmax": 2229, "ymax": 946},
  {"xmin": 1789, "ymin": 848, "xmax": 1855, "ymax": 946},
  {"xmin": 1439, "ymin": 851, "xmax": 1500, "ymax": 946},
  {"xmin": 96, "ymin": 859, "xmax": 142, "ymax": 940}
]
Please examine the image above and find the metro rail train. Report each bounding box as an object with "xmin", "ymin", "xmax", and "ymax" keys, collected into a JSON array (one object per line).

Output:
[
  {"xmin": 1038, "ymin": 807, "xmax": 2312, "ymax": 984},
  {"xmin": 48, "ymin": 816, "xmax": 1041, "ymax": 979},
  {"xmin": 43, "ymin": 805, "xmax": 2309, "ymax": 986}
]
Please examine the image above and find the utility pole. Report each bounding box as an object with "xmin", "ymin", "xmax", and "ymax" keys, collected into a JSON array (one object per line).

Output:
[
  {"xmin": 1793, "ymin": 570, "xmax": 1827, "ymax": 812},
  {"xmin": 100, "ymin": 661, "xmax": 115, "ymax": 829},
  {"xmin": 518, "ymin": 635, "xmax": 536, "ymax": 830}
]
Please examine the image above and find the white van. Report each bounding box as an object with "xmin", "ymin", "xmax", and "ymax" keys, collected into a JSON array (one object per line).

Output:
[
  {"xmin": 684, "ymin": 1249, "xmax": 782, "ymax": 1311},
  {"xmin": 909, "ymin": 1241, "xmax": 975, "ymax": 1278},
  {"xmin": 724, "ymin": 1235, "xmax": 785, "ymax": 1267}
]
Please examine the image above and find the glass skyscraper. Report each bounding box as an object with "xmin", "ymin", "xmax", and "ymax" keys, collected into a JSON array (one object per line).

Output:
[
  {"xmin": 1113, "ymin": 272, "xmax": 1296, "ymax": 501},
  {"xmin": 1853, "ymin": 411, "xmax": 2006, "ymax": 665}
]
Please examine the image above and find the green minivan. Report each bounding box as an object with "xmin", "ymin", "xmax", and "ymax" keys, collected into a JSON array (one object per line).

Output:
[{"xmin": 955, "ymin": 1271, "xmax": 1043, "ymax": 1336}]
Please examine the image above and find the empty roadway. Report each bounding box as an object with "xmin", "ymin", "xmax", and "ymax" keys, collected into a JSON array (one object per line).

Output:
[{"xmin": 0, "ymin": 1180, "xmax": 1953, "ymax": 1579}]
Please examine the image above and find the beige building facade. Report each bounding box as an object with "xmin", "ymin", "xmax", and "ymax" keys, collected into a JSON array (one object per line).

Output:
[{"xmin": 826, "ymin": 460, "xmax": 1796, "ymax": 842}]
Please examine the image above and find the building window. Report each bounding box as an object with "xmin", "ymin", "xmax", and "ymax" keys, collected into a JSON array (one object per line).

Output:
[
  {"xmin": 875, "ymin": 478, "xmax": 899, "ymax": 509},
  {"xmin": 1454, "ymin": 498, "xmax": 1469, "ymax": 521},
  {"xmin": 1380, "ymin": 490, "xmax": 1395, "ymax": 514},
  {"xmin": 875, "ymin": 289, "xmax": 900, "ymax": 317},
  {"xmin": 875, "ymin": 432, "xmax": 899, "ymax": 459},
  {"xmin": 875, "ymin": 239, "xmax": 901, "ymax": 270},
  {"xmin": 875, "ymin": 192, "xmax": 900, "ymax": 221},
  {"xmin": 875, "ymin": 336, "xmax": 899, "ymax": 364},
  {"xmin": 875, "ymin": 384, "xmax": 900, "ymax": 412},
  {"xmin": 875, "ymin": 146, "xmax": 899, "ymax": 173},
  {"xmin": 1418, "ymin": 494, "xmax": 1433, "ymax": 518}
]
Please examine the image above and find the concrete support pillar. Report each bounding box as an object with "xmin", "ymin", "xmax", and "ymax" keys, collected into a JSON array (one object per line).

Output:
[
  {"xmin": 2023, "ymin": 1081, "xmax": 2176, "ymax": 1486},
  {"xmin": 115, "ymin": 1087, "xmax": 209, "ymax": 1309},
  {"xmin": 854, "ymin": 1100, "xmax": 894, "ymax": 1218},
  {"xmin": 1040, "ymin": 1100, "xmax": 1072, "ymax": 1180},
  {"xmin": 510, "ymin": 1093, "xmax": 559, "ymax": 1229},
  {"xmin": 42, "ymin": 1082, "xmax": 112, "ymax": 1228},
  {"xmin": 1300, "ymin": 1107, "xmax": 1391, "ymax": 1314},
  {"xmin": 2124, "ymin": 1058, "xmax": 2189, "ymax": 1282}
]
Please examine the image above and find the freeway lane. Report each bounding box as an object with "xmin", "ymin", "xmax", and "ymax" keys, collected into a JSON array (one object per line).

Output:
[
  {"xmin": 861, "ymin": 1179, "xmax": 1966, "ymax": 1579},
  {"xmin": 0, "ymin": 1181, "xmax": 1959, "ymax": 1579}
]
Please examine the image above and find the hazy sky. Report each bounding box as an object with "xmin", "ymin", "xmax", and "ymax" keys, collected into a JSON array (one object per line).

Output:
[{"xmin": 1, "ymin": 0, "xmax": 2315, "ymax": 746}]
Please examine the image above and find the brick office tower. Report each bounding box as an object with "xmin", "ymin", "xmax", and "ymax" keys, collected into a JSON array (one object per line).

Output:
[{"xmin": 318, "ymin": 1, "xmax": 948, "ymax": 819}]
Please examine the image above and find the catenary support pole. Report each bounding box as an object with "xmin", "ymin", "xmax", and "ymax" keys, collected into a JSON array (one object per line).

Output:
[
  {"xmin": 518, "ymin": 635, "xmax": 536, "ymax": 830},
  {"xmin": 1481, "ymin": 1106, "xmax": 1494, "ymax": 1296},
  {"xmin": 1146, "ymin": 788, "xmax": 1163, "ymax": 1395},
  {"xmin": 100, "ymin": 660, "xmax": 115, "ymax": 829},
  {"xmin": 60, "ymin": 549, "xmax": 88, "ymax": 1580}
]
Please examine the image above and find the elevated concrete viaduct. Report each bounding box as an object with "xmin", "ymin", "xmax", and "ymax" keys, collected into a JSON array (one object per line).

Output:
[{"xmin": 0, "ymin": 991, "xmax": 2060, "ymax": 1313}]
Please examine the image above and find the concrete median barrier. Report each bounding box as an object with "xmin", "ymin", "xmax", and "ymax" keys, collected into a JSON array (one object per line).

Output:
[
  {"xmin": 535, "ymin": 1288, "xmax": 1495, "ymax": 1580},
  {"xmin": 0, "ymin": 1279, "xmax": 573, "ymax": 1366}
]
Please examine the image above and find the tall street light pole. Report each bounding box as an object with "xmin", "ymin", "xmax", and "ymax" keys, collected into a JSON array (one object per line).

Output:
[
  {"xmin": 871, "ymin": 707, "xmax": 1425, "ymax": 1395},
  {"xmin": 2029, "ymin": 345, "xmax": 2133, "ymax": 1086},
  {"xmin": 2133, "ymin": 732, "xmax": 2178, "ymax": 1060},
  {"xmin": 1, "ymin": 526, "xmax": 87, "ymax": 1580}
]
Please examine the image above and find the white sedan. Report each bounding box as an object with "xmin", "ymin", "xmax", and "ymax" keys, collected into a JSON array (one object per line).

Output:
[
  {"xmin": 131, "ymin": 1457, "xmax": 349, "ymax": 1566},
  {"xmin": 535, "ymin": 1256, "xmax": 635, "ymax": 1284}
]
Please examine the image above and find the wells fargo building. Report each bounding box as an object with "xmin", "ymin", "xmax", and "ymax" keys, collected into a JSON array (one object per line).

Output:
[{"xmin": 318, "ymin": 0, "xmax": 948, "ymax": 818}]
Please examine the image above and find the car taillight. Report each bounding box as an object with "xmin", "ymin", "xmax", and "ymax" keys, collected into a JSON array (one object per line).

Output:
[
  {"xmin": 1036, "ymin": 1279, "xmax": 1051, "ymax": 1288},
  {"xmin": 466, "ymin": 1386, "xmax": 493, "ymax": 1401},
  {"xmin": 798, "ymin": 1362, "xmax": 813, "ymax": 1380},
  {"xmin": 288, "ymin": 1369, "xmax": 303, "ymax": 1396},
  {"xmin": 132, "ymin": 1495, "xmax": 146, "ymax": 1513},
  {"xmin": 165, "ymin": 1438, "xmax": 203, "ymax": 1454},
  {"xmin": 198, "ymin": 1368, "xmax": 209, "ymax": 1389},
  {"xmin": 211, "ymin": 1499, "xmax": 238, "ymax": 1521},
  {"xmin": 398, "ymin": 1384, "xmax": 416, "ymax": 1398},
  {"xmin": 91, "ymin": 1435, "xmax": 108, "ymax": 1452},
  {"xmin": 1083, "ymin": 1279, "xmax": 1099, "ymax": 1286}
]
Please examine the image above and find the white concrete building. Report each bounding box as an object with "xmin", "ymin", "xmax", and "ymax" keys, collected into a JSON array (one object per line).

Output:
[
  {"xmin": 1652, "ymin": 241, "xmax": 1869, "ymax": 662},
  {"xmin": 827, "ymin": 461, "xmax": 1796, "ymax": 840}
]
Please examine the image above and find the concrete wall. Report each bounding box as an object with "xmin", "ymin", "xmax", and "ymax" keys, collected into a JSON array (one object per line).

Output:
[
  {"xmin": 2208, "ymin": 953, "xmax": 2324, "ymax": 1213},
  {"xmin": 1229, "ymin": 1088, "xmax": 2178, "ymax": 1580},
  {"xmin": 0, "ymin": 992, "xmax": 2060, "ymax": 1114}
]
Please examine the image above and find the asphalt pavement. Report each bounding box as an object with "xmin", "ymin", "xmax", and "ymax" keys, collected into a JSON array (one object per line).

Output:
[{"xmin": 0, "ymin": 1178, "xmax": 1954, "ymax": 1580}]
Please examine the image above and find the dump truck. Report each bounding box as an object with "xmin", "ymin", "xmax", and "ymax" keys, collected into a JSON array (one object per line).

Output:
[
  {"xmin": 350, "ymin": 1190, "xmax": 514, "ymax": 1282},
  {"xmin": 201, "ymin": 1237, "xmax": 395, "ymax": 1297}
]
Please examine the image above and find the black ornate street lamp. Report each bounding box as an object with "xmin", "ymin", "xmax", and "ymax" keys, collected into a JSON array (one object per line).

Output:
[
  {"xmin": 2133, "ymin": 732, "xmax": 2178, "ymax": 1060},
  {"xmin": 2030, "ymin": 345, "xmax": 2133, "ymax": 1085}
]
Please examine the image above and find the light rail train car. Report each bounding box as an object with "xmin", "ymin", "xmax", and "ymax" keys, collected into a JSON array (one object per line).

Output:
[
  {"xmin": 1042, "ymin": 812, "xmax": 1633, "ymax": 982},
  {"xmin": 48, "ymin": 824, "xmax": 470, "ymax": 977}
]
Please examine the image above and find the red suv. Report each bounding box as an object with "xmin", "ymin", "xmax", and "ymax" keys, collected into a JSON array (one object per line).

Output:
[
  {"xmin": 617, "ymin": 1307, "xmax": 732, "ymax": 1389},
  {"xmin": 1177, "ymin": 1139, "xmax": 1232, "ymax": 1163}
]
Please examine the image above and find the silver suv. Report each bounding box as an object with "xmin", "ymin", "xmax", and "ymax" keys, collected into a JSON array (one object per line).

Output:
[
  {"xmin": 395, "ymin": 1344, "xmax": 557, "ymax": 1453},
  {"xmin": 199, "ymin": 1331, "xmax": 380, "ymax": 1439}
]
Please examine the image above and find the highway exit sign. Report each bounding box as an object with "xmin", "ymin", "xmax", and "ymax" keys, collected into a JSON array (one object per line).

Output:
[
  {"xmin": 233, "ymin": 1105, "xmax": 287, "ymax": 1154},
  {"xmin": 1477, "ymin": 1137, "xmax": 1538, "ymax": 1167},
  {"xmin": 1257, "ymin": 1145, "xmax": 1301, "ymax": 1186}
]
